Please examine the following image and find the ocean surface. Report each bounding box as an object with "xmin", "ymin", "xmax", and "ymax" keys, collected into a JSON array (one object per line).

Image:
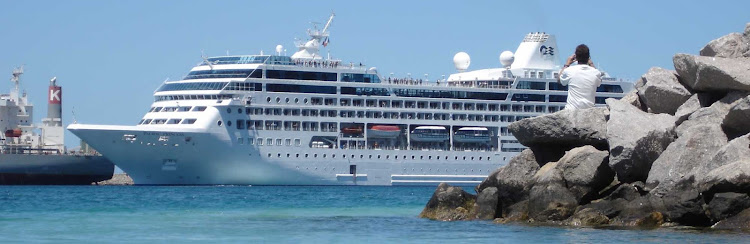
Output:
[{"xmin": 0, "ymin": 186, "xmax": 748, "ymax": 243}]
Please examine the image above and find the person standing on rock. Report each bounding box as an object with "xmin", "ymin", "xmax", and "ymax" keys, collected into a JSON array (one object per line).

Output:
[{"xmin": 557, "ymin": 44, "xmax": 603, "ymax": 109}]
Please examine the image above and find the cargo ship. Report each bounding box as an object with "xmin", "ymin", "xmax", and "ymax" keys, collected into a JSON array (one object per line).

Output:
[{"xmin": 0, "ymin": 66, "xmax": 114, "ymax": 185}]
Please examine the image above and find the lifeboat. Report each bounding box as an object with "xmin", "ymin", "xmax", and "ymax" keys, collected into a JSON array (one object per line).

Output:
[
  {"xmin": 341, "ymin": 126, "xmax": 364, "ymax": 135},
  {"xmin": 4, "ymin": 128, "xmax": 22, "ymax": 137},
  {"xmin": 453, "ymin": 127, "xmax": 491, "ymax": 143},
  {"xmin": 410, "ymin": 126, "xmax": 449, "ymax": 142},
  {"xmin": 367, "ymin": 125, "xmax": 401, "ymax": 138}
]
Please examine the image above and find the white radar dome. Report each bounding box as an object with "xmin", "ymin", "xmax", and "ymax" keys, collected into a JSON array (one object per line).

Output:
[
  {"xmin": 276, "ymin": 45, "xmax": 284, "ymax": 54},
  {"xmin": 500, "ymin": 51, "xmax": 514, "ymax": 67},
  {"xmin": 453, "ymin": 52, "xmax": 470, "ymax": 72}
]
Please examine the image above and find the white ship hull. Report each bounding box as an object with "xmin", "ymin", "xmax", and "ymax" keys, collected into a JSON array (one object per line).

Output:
[{"xmin": 69, "ymin": 124, "xmax": 502, "ymax": 186}]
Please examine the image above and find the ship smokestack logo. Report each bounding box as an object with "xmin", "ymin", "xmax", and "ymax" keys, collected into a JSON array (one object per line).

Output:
[
  {"xmin": 49, "ymin": 88, "xmax": 60, "ymax": 103},
  {"xmin": 539, "ymin": 45, "xmax": 554, "ymax": 56}
]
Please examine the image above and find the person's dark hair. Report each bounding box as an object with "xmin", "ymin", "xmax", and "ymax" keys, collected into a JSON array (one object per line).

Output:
[{"xmin": 575, "ymin": 44, "xmax": 590, "ymax": 64}]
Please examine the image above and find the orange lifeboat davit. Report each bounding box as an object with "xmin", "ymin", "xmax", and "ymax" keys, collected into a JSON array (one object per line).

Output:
[{"xmin": 367, "ymin": 125, "xmax": 400, "ymax": 138}]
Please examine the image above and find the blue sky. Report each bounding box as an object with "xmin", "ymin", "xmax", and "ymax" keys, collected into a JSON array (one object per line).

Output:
[{"xmin": 1, "ymin": 0, "xmax": 748, "ymax": 147}]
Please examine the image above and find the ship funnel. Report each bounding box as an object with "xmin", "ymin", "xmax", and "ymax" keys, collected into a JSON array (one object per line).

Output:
[
  {"xmin": 47, "ymin": 77, "xmax": 62, "ymax": 124},
  {"xmin": 509, "ymin": 33, "xmax": 560, "ymax": 76}
]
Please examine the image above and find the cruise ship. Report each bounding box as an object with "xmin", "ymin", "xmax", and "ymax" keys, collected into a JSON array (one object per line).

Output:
[{"xmin": 69, "ymin": 14, "xmax": 632, "ymax": 186}]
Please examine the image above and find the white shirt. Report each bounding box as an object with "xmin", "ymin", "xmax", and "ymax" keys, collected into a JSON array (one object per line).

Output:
[{"xmin": 559, "ymin": 64, "xmax": 603, "ymax": 110}]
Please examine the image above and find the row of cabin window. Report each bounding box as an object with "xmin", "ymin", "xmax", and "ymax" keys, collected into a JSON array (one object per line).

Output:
[
  {"xmin": 149, "ymin": 106, "xmax": 207, "ymax": 113},
  {"xmin": 277, "ymin": 96, "xmax": 552, "ymax": 112},
  {"xmin": 235, "ymin": 120, "xmax": 337, "ymax": 132},
  {"xmin": 267, "ymin": 151, "xmax": 494, "ymax": 163},
  {"xmin": 239, "ymin": 137, "xmax": 302, "ymax": 147},
  {"xmin": 154, "ymin": 94, "xmax": 233, "ymax": 102},
  {"xmin": 139, "ymin": 118, "xmax": 197, "ymax": 125},
  {"xmin": 518, "ymin": 81, "xmax": 624, "ymax": 94}
]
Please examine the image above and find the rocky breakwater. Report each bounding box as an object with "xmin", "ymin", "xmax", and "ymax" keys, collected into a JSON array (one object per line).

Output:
[{"xmin": 420, "ymin": 23, "xmax": 750, "ymax": 231}]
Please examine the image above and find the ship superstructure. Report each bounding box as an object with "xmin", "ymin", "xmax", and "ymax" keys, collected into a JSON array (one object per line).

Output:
[{"xmin": 69, "ymin": 14, "xmax": 632, "ymax": 185}]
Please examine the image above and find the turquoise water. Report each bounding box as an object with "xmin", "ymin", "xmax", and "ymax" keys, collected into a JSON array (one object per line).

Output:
[{"xmin": 0, "ymin": 186, "xmax": 748, "ymax": 243}]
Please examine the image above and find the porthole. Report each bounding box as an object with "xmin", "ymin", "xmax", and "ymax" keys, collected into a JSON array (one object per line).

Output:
[
  {"xmin": 323, "ymin": 154, "xmax": 327, "ymax": 158},
  {"xmin": 227, "ymin": 121, "xmax": 232, "ymax": 127},
  {"xmin": 304, "ymin": 98, "xmax": 309, "ymax": 104},
  {"xmin": 296, "ymin": 154, "xmax": 300, "ymax": 158},
  {"xmin": 455, "ymin": 156, "xmax": 458, "ymax": 160},
  {"xmin": 420, "ymin": 156, "xmax": 424, "ymax": 160},
  {"xmin": 227, "ymin": 108, "xmax": 231, "ymax": 113},
  {"xmin": 277, "ymin": 153, "xmax": 281, "ymax": 157},
  {"xmin": 285, "ymin": 98, "xmax": 290, "ymax": 103},
  {"xmin": 267, "ymin": 153, "xmax": 271, "ymax": 157},
  {"xmin": 217, "ymin": 120, "xmax": 223, "ymax": 126},
  {"xmin": 314, "ymin": 154, "xmax": 318, "ymax": 158},
  {"xmin": 295, "ymin": 98, "xmax": 299, "ymax": 103},
  {"xmin": 377, "ymin": 155, "xmax": 381, "ymax": 159},
  {"xmin": 238, "ymin": 108, "xmax": 242, "ymax": 113},
  {"xmin": 332, "ymin": 154, "xmax": 336, "ymax": 158},
  {"xmin": 428, "ymin": 156, "xmax": 432, "ymax": 160},
  {"xmin": 360, "ymin": 155, "xmax": 363, "ymax": 159},
  {"xmin": 305, "ymin": 154, "xmax": 309, "ymax": 158},
  {"xmin": 267, "ymin": 97, "xmax": 271, "ymax": 102},
  {"xmin": 343, "ymin": 154, "xmax": 346, "ymax": 158},
  {"xmin": 386, "ymin": 155, "xmax": 390, "ymax": 159},
  {"xmin": 471, "ymin": 157, "xmax": 474, "ymax": 160},
  {"xmin": 412, "ymin": 156, "xmax": 415, "ymax": 159},
  {"xmin": 479, "ymin": 157, "xmax": 483, "ymax": 160},
  {"xmin": 463, "ymin": 156, "xmax": 467, "ymax": 160},
  {"xmin": 287, "ymin": 154, "xmax": 290, "ymax": 157},
  {"xmin": 276, "ymin": 97, "xmax": 281, "ymax": 103},
  {"xmin": 369, "ymin": 155, "xmax": 372, "ymax": 159}
]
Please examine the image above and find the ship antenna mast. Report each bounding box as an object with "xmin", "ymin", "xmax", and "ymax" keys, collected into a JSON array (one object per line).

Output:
[{"xmin": 10, "ymin": 65, "xmax": 24, "ymax": 100}]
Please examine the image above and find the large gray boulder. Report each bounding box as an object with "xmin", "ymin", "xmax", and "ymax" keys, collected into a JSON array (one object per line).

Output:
[
  {"xmin": 647, "ymin": 125, "xmax": 728, "ymax": 193},
  {"xmin": 419, "ymin": 183, "xmax": 476, "ymax": 221},
  {"xmin": 674, "ymin": 94, "xmax": 702, "ymax": 124},
  {"xmin": 474, "ymin": 187, "xmax": 499, "ymax": 220},
  {"xmin": 699, "ymin": 32, "xmax": 750, "ymax": 58},
  {"xmin": 620, "ymin": 90, "xmax": 645, "ymax": 111},
  {"xmin": 722, "ymin": 95, "xmax": 750, "ymax": 139},
  {"xmin": 713, "ymin": 207, "xmax": 750, "ymax": 231},
  {"xmin": 675, "ymin": 91, "xmax": 749, "ymax": 137},
  {"xmin": 707, "ymin": 192, "xmax": 750, "ymax": 223},
  {"xmin": 673, "ymin": 54, "xmax": 750, "ymax": 92},
  {"xmin": 701, "ymin": 134, "xmax": 750, "ymax": 183},
  {"xmin": 699, "ymin": 160, "xmax": 750, "ymax": 196},
  {"xmin": 635, "ymin": 67, "xmax": 692, "ymax": 114},
  {"xmin": 527, "ymin": 146, "xmax": 613, "ymax": 221},
  {"xmin": 508, "ymin": 107, "xmax": 609, "ymax": 149},
  {"xmin": 476, "ymin": 149, "xmax": 540, "ymax": 217},
  {"xmin": 527, "ymin": 162, "xmax": 578, "ymax": 222},
  {"xmin": 606, "ymin": 99, "xmax": 677, "ymax": 183},
  {"xmin": 556, "ymin": 145, "xmax": 613, "ymax": 204}
]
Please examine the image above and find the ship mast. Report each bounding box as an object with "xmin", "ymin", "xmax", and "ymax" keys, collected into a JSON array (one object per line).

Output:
[
  {"xmin": 10, "ymin": 65, "xmax": 23, "ymax": 101},
  {"xmin": 291, "ymin": 13, "xmax": 335, "ymax": 60}
]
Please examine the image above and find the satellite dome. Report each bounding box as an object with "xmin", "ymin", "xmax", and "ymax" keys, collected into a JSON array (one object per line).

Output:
[
  {"xmin": 500, "ymin": 51, "xmax": 514, "ymax": 67},
  {"xmin": 276, "ymin": 45, "xmax": 284, "ymax": 54},
  {"xmin": 453, "ymin": 52, "xmax": 470, "ymax": 72}
]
